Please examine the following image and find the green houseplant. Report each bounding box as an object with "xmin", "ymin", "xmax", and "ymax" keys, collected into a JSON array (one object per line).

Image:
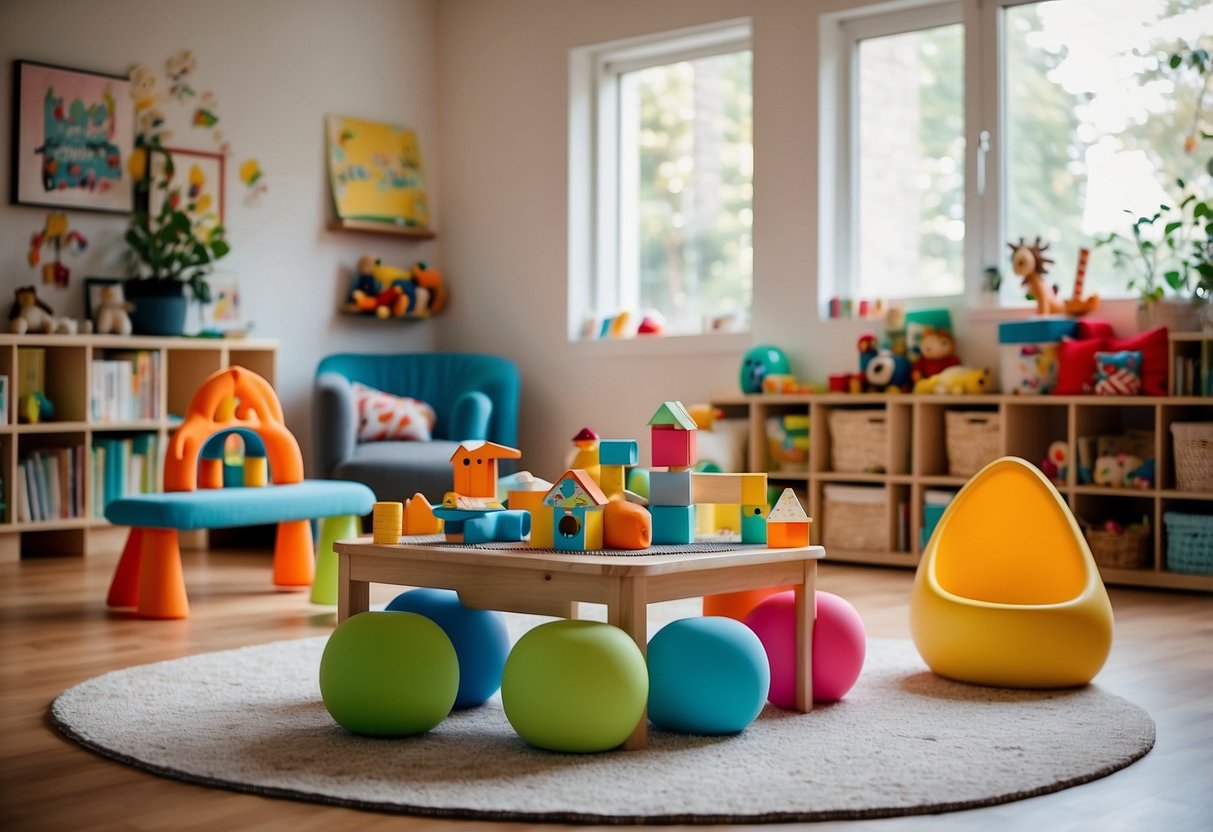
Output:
[{"xmin": 124, "ymin": 136, "xmax": 230, "ymax": 335}]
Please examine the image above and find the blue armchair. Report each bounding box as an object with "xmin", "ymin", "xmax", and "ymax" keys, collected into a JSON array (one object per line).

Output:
[{"xmin": 313, "ymin": 353, "xmax": 520, "ymax": 503}]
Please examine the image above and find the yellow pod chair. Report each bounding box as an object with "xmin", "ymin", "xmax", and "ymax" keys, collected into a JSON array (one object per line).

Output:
[{"xmin": 910, "ymin": 456, "xmax": 1113, "ymax": 688}]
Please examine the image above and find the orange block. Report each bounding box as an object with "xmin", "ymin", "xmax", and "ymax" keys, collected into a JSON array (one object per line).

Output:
[{"xmin": 767, "ymin": 522, "xmax": 810, "ymax": 548}]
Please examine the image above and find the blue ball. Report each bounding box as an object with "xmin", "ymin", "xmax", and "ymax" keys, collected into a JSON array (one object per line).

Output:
[
  {"xmin": 647, "ymin": 616, "xmax": 770, "ymax": 735},
  {"xmin": 385, "ymin": 588, "xmax": 510, "ymax": 708}
]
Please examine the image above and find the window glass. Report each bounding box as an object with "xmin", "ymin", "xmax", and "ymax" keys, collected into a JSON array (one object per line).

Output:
[
  {"xmin": 617, "ymin": 50, "xmax": 753, "ymax": 335},
  {"xmin": 855, "ymin": 23, "xmax": 965, "ymax": 300}
]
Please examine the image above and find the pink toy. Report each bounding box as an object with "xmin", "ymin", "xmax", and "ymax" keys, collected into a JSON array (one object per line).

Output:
[{"xmin": 743, "ymin": 590, "xmax": 866, "ymax": 705}]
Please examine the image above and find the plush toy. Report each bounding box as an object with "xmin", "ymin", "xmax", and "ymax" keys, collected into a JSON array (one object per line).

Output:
[
  {"xmin": 9, "ymin": 286, "xmax": 55, "ymax": 334},
  {"xmin": 93, "ymin": 286, "xmax": 134, "ymax": 335},
  {"xmin": 913, "ymin": 366, "xmax": 990, "ymax": 395},
  {"xmin": 912, "ymin": 327, "xmax": 960, "ymax": 382},
  {"xmin": 1094, "ymin": 453, "xmax": 1144, "ymax": 488},
  {"xmin": 739, "ymin": 345, "xmax": 791, "ymax": 394},
  {"xmin": 864, "ymin": 351, "xmax": 913, "ymax": 392}
]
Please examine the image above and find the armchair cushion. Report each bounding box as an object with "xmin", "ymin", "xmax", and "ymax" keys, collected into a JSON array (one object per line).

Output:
[{"xmin": 352, "ymin": 382, "xmax": 436, "ymax": 442}]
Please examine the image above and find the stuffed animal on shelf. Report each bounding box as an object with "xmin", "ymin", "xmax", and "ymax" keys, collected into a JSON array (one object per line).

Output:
[
  {"xmin": 93, "ymin": 285, "xmax": 134, "ymax": 336},
  {"xmin": 912, "ymin": 327, "xmax": 960, "ymax": 382},
  {"xmin": 344, "ymin": 255, "xmax": 447, "ymax": 318},
  {"xmin": 864, "ymin": 350, "xmax": 913, "ymax": 392},
  {"xmin": 9, "ymin": 286, "xmax": 92, "ymax": 334},
  {"xmin": 913, "ymin": 365, "xmax": 990, "ymax": 395}
]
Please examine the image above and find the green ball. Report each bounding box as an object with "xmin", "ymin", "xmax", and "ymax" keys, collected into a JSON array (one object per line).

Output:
[
  {"xmin": 502, "ymin": 620, "xmax": 648, "ymax": 752},
  {"xmin": 319, "ymin": 611, "xmax": 459, "ymax": 737},
  {"xmin": 626, "ymin": 467, "xmax": 650, "ymax": 500}
]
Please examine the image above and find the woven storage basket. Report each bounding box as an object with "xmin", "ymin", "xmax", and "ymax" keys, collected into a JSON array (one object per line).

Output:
[
  {"xmin": 1085, "ymin": 529, "xmax": 1151, "ymax": 570},
  {"xmin": 1163, "ymin": 511, "xmax": 1213, "ymax": 575},
  {"xmin": 822, "ymin": 485, "xmax": 888, "ymax": 551},
  {"xmin": 945, "ymin": 411, "xmax": 1001, "ymax": 478},
  {"xmin": 828, "ymin": 410, "xmax": 888, "ymax": 473},
  {"xmin": 1171, "ymin": 422, "xmax": 1213, "ymax": 492}
]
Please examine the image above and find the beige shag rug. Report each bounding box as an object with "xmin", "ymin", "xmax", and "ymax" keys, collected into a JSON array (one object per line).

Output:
[{"xmin": 51, "ymin": 619, "xmax": 1154, "ymax": 824}]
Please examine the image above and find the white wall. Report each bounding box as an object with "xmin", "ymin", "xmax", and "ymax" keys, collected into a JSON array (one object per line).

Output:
[{"xmin": 0, "ymin": 0, "xmax": 442, "ymax": 469}]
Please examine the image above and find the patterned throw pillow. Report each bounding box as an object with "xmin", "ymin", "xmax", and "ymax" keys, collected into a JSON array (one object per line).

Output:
[
  {"xmin": 352, "ymin": 382, "xmax": 436, "ymax": 442},
  {"xmin": 1093, "ymin": 351, "xmax": 1143, "ymax": 396}
]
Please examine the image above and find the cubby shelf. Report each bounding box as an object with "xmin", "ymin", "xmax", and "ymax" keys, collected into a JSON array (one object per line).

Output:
[
  {"xmin": 712, "ymin": 380, "xmax": 1213, "ymax": 592},
  {"xmin": 0, "ymin": 334, "xmax": 277, "ymax": 560}
]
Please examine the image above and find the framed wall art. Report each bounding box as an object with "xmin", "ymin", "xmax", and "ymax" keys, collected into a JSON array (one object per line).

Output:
[
  {"xmin": 148, "ymin": 146, "xmax": 226, "ymax": 230},
  {"xmin": 326, "ymin": 114, "xmax": 430, "ymax": 231},
  {"xmin": 11, "ymin": 60, "xmax": 135, "ymax": 214}
]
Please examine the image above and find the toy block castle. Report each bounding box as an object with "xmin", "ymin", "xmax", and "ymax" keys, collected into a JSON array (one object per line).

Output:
[{"xmin": 543, "ymin": 469, "xmax": 608, "ymax": 551}]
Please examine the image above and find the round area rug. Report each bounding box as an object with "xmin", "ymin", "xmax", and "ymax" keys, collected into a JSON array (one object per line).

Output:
[{"xmin": 50, "ymin": 636, "xmax": 1154, "ymax": 824}]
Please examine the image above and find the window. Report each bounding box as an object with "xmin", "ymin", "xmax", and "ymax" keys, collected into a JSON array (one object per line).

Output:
[
  {"xmin": 570, "ymin": 21, "xmax": 753, "ymax": 339},
  {"xmin": 824, "ymin": 0, "xmax": 1212, "ymax": 309}
]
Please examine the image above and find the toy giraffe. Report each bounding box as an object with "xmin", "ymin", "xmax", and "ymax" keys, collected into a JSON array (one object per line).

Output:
[{"xmin": 1009, "ymin": 237, "xmax": 1098, "ymax": 316}]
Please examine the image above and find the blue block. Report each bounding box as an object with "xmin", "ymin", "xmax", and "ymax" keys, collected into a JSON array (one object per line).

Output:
[
  {"xmin": 652, "ymin": 505, "xmax": 695, "ymax": 544},
  {"xmin": 650, "ymin": 470, "xmax": 694, "ymax": 507},
  {"xmin": 599, "ymin": 439, "xmax": 639, "ymax": 466},
  {"xmin": 740, "ymin": 504, "xmax": 768, "ymax": 544},
  {"xmin": 464, "ymin": 509, "xmax": 532, "ymax": 544}
]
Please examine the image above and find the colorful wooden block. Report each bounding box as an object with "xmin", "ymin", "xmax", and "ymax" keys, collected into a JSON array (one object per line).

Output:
[
  {"xmin": 740, "ymin": 503, "xmax": 769, "ymax": 544},
  {"xmin": 740, "ymin": 473, "xmax": 767, "ymax": 506},
  {"xmin": 651, "ymin": 426, "xmax": 696, "ymax": 469},
  {"xmin": 552, "ymin": 506, "xmax": 604, "ymax": 551},
  {"xmin": 767, "ymin": 487, "xmax": 811, "ymax": 548},
  {"xmin": 691, "ymin": 472, "xmax": 743, "ymax": 504},
  {"xmin": 450, "ymin": 441, "xmax": 522, "ymax": 498},
  {"xmin": 650, "ymin": 469, "xmax": 694, "ymax": 506},
  {"xmin": 714, "ymin": 503, "xmax": 741, "ymax": 534},
  {"xmin": 599, "ymin": 439, "xmax": 638, "ymax": 466},
  {"xmin": 651, "ymin": 504, "xmax": 696, "ymax": 545},
  {"xmin": 599, "ymin": 464, "xmax": 626, "ymax": 498},
  {"xmin": 404, "ymin": 492, "xmax": 442, "ymax": 535}
]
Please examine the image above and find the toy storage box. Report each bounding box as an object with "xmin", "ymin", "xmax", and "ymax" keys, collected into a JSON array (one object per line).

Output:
[
  {"xmin": 1163, "ymin": 512, "xmax": 1213, "ymax": 575},
  {"xmin": 822, "ymin": 484, "xmax": 889, "ymax": 551},
  {"xmin": 998, "ymin": 319, "xmax": 1078, "ymax": 394}
]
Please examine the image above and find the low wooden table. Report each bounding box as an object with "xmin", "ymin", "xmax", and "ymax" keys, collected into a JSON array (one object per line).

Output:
[{"xmin": 334, "ymin": 538, "xmax": 825, "ymax": 749}]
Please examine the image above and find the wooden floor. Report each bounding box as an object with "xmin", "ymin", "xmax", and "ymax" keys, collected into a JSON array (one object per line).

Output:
[{"xmin": 1, "ymin": 545, "xmax": 1210, "ymax": 832}]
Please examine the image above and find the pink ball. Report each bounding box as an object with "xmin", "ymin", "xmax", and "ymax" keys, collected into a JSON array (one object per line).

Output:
[{"xmin": 743, "ymin": 590, "xmax": 866, "ymax": 706}]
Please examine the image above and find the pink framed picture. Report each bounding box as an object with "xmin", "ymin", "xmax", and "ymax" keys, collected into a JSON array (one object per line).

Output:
[{"xmin": 11, "ymin": 60, "xmax": 135, "ymax": 214}]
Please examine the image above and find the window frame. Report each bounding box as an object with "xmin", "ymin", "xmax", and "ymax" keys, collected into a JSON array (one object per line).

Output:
[
  {"xmin": 822, "ymin": 0, "xmax": 1077, "ymax": 315},
  {"xmin": 568, "ymin": 18, "xmax": 753, "ymax": 342}
]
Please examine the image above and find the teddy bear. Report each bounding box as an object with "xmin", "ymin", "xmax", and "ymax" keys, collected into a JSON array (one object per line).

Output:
[
  {"xmin": 9, "ymin": 286, "xmax": 93, "ymax": 335},
  {"xmin": 912, "ymin": 327, "xmax": 961, "ymax": 382},
  {"xmin": 93, "ymin": 285, "xmax": 134, "ymax": 336}
]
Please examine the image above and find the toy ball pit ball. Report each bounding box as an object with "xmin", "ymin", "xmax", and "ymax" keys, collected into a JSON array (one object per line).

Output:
[
  {"xmin": 501, "ymin": 620, "xmax": 648, "ymax": 753},
  {"xmin": 739, "ymin": 345, "xmax": 791, "ymax": 394},
  {"xmin": 319, "ymin": 611, "xmax": 459, "ymax": 737},
  {"xmin": 744, "ymin": 590, "xmax": 866, "ymax": 706},
  {"xmin": 626, "ymin": 467, "xmax": 650, "ymax": 500},
  {"xmin": 647, "ymin": 617, "xmax": 770, "ymax": 735},
  {"xmin": 385, "ymin": 588, "xmax": 511, "ymax": 709}
]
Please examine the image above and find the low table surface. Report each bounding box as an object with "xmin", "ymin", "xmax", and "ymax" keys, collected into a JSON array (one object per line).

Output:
[{"xmin": 334, "ymin": 537, "xmax": 824, "ymax": 749}]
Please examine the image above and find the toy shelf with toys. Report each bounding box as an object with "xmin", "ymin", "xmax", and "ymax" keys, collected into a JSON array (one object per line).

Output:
[
  {"xmin": 709, "ymin": 383, "xmax": 1213, "ymax": 592},
  {"xmin": 0, "ymin": 333, "xmax": 277, "ymax": 561}
]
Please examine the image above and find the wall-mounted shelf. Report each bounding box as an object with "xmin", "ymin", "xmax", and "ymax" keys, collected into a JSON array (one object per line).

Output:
[{"xmin": 326, "ymin": 218, "xmax": 436, "ymax": 239}]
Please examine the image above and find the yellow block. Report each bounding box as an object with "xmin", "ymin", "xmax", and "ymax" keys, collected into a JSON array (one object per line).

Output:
[
  {"xmin": 584, "ymin": 509, "xmax": 604, "ymax": 550},
  {"xmin": 695, "ymin": 503, "xmax": 716, "ymax": 536},
  {"xmin": 511, "ymin": 490, "xmax": 553, "ymax": 548},
  {"xmin": 373, "ymin": 501, "xmax": 404, "ymax": 544},
  {"xmin": 243, "ymin": 455, "xmax": 268, "ymax": 487},
  {"xmin": 714, "ymin": 503, "xmax": 741, "ymax": 534},
  {"xmin": 599, "ymin": 465, "xmax": 626, "ymax": 498},
  {"xmin": 740, "ymin": 473, "xmax": 767, "ymax": 506}
]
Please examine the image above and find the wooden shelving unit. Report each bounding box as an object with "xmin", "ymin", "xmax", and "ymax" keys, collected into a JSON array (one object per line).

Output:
[
  {"xmin": 0, "ymin": 334, "xmax": 277, "ymax": 559},
  {"xmin": 711, "ymin": 338, "xmax": 1213, "ymax": 591},
  {"xmin": 325, "ymin": 218, "xmax": 436, "ymax": 239}
]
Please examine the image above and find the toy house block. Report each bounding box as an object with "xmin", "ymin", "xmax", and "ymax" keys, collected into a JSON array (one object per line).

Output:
[
  {"xmin": 648, "ymin": 401, "xmax": 698, "ymax": 469},
  {"xmin": 740, "ymin": 473, "xmax": 767, "ymax": 506},
  {"xmin": 599, "ymin": 439, "xmax": 638, "ymax": 466},
  {"xmin": 599, "ymin": 465, "xmax": 626, "ymax": 499},
  {"xmin": 740, "ymin": 504, "xmax": 769, "ymax": 544},
  {"xmin": 650, "ymin": 470, "xmax": 694, "ymax": 506},
  {"xmin": 695, "ymin": 503, "xmax": 716, "ymax": 536},
  {"xmin": 691, "ymin": 472, "xmax": 743, "ymax": 505},
  {"xmin": 767, "ymin": 488, "xmax": 811, "ymax": 548},
  {"xmin": 450, "ymin": 441, "xmax": 522, "ymax": 498},
  {"xmin": 714, "ymin": 503, "xmax": 741, "ymax": 534},
  {"xmin": 651, "ymin": 504, "xmax": 696, "ymax": 545},
  {"xmin": 553, "ymin": 506, "xmax": 604, "ymax": 551},
  {"xmin": 404, "ymin": 492, "xmax": 442, "ymax": 535}
]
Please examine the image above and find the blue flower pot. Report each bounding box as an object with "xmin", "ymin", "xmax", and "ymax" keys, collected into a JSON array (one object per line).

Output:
[{"xmin": 125, "ymin": 280, "xmax": 188, "ymax": 336}]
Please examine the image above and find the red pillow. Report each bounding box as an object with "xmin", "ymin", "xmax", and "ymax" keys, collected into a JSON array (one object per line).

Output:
[
  {"xmin": 1109, "ymin": 326, "xmax": 1168, "ymax": 396},
  {"xmin": 1054, "ymin": 337, "xmax": 1107, "ymax": 395},
  {"xmin": 1075, "ymin": 319, "xmax": 1115, "ymax": 340}
]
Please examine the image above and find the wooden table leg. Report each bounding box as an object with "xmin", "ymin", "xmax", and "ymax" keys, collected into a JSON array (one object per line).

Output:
[
  {"xmin": 337, "ymin": 552, "xmax": 370, "ymax": 623},
  {"xmin": 794, "ymin": 559, "xmax": 817, "ymax": 712},
  {"xmin": 609, "ymin": 576, "xmax": 649, "ymax": 751}
]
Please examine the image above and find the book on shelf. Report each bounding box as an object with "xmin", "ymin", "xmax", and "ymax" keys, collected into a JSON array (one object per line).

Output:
[
  {"xmin": 90, "ymin": 351, "xmax": 161, "ymax": 422},
  {"xmin": 16, "ymin": 347, "xmax": 45, "ymax": 400},
  {"xmin": 91, "ymin": 433, "xmax": 162, "ymax": 511},
  {"xmin": 17, "ymin": 446, "xmax": 85, "ymax": 522}
]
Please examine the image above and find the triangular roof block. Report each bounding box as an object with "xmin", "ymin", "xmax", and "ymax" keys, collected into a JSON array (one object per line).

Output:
[
  {"xmin": 572, "ymin": 426, "xmax": 599, "ymax": 442},
  {"xmin": 647, "ymin": 401, "xmax": 698, "ymax": 430},
  {"xmin": 543, "ymin": 469, "xmax": 609, "ymax": 508},
  {"xmin": 449, "ymin": 440, "xmax": 522, "ymax": 463},
  {"xmin": 768, "ymin": 488, "xmax": 810, "ymax": 523}
]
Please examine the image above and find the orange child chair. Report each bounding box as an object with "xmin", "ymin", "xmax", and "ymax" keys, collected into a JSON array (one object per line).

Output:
[{"xmin": 105, "ymin": 367, "xmax": 374, "ymax": 619}]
